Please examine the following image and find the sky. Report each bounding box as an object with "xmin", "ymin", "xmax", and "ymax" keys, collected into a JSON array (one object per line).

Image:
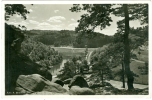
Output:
[{"xmin": 6, "ymin": 4, "xmax": 145, "ymax": 36}]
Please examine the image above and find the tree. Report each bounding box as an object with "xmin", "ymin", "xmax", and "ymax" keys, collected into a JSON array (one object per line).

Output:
[
  {"xmin": 91, "ymin": 48, "xmax": 112, "ymax": 85},
  {"xmin": 5, "ymin": 4, "xmax": 30, "ymax": 21},
  {"xmin": 70, "ymin": 4, "xmax": 148, "ymax": 90}
]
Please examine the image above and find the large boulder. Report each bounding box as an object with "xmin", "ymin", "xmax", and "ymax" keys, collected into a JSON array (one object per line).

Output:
[
  {"xmin": 89, "ymin": 83, "xmax": 104, "ymax": 89},
  {"xmin": 15, "ymin": 74, "xmax": 46, "ymax": 93},
  {"xmin": 54, "ymin": 79, "xmax": 64, "ymax": 87},
  {"xmin": 43, "ymin": 82, "xmax": 67, "ymax": 93},
  {"xmin": 63, "ymin": 78, "xmax": 72, "ymax": 84},
  {"xmin": 69, "ymin": 86, "xmax": 95, "ymax": 95},
  {"xmin": 15, "ymin": 74, "xmax": 67, "ymax": 94},
  {"xmin": 38, "ymin": 67, "xmax": 52, "ymax": 81},
  {"xmin": 68, "ymin": 75, "xmax": 89, "ymax": 88}
]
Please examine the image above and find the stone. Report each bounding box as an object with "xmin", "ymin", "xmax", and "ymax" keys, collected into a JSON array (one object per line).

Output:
[
  {"xmin": 68, "ymin": 75, "xmax": 89, "ymax": 88},
  {"xmin": 31, "ymin": 91, "xmax": 68, "ymax": 95},
  {"xmin": 89, "ymin": 83, "xmax": 104, "ymax": 88},
  {"xmin": 69, "ymin": 86, "xmax": 95, "ymax": 95},
  {"xmin": 63, "ymin": 78, "xmax": 72, "ymax": 84},
  {"xmin": 16, "ymin": 74, "xmax": 46, "ymax": 92},
  {"xmin": 54, "ymin": 79, "xmax": 64, "ymax": 87},
  {"xmin": 43, "ymin": 82, "xmax": 67, "ymax": 93}
]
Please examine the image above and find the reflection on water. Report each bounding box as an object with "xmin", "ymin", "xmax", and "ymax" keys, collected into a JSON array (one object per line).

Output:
[{"xmin": 49, "ymin": 59, "xmax": 67, "ymax": 76}]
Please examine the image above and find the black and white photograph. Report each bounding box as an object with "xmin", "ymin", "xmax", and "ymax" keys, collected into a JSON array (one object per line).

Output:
[{"xmin": 3, "ymin": 1, "xmax": 150, "ymax": 96}]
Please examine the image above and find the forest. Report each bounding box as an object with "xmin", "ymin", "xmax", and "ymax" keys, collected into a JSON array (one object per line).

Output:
[{"xmin": 25, "ymin": 29, "xmax": 113, "ymax": 48}]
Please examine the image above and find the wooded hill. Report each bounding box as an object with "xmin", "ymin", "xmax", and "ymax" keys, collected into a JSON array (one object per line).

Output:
[{"xmin": 25, "ymin": 30, "xmax": 113, "ymax": 48}]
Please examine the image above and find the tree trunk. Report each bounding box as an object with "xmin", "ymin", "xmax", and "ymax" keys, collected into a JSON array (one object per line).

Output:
[
  {"xmin": 101, "ymin": 69, "xmax": 104, "ymax": 85},
  {"xmin": 123, "ymin": 4, "xmax": 134, "ymax": 90},
  {"xmin": 122, "ymin": 59, "xmax": 125, "ymax": 88}
]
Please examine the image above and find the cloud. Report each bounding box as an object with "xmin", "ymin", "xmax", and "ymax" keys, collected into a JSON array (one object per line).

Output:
[
  {"xmin": 7, "ymin": 21, "xmax": 29, "ymax": 27},
  {"xmin": 21, "ymin": 21, "xmax": 29, "ymax": 26},
  {"xmin": 35, "ymin": 22, "xmax": 64, "ymax": 30},
  {"xmin": 71, "ymin": 18, "xmax": 75, "ymax": 21},
  {"xmin": 29, "ymin": 20, "xmax": 39, "ymax": 24},
  {"xmin": 67, "ymin": 22, "xmax": 78, "ymax": 30},
  {"xmin": 29, "ymin": 9, "xmax": 33, "ymax": 12},
  {"xmin": 38, "ymin": 22, "xmax": 51, "ymax": 26},
  {"xmin": 16, "ymin": 14, "xmax": 29, "ymax": 19},
  {"xmin": 16, "ymin": 15, "xmax": 20, "ymax": 18},
  {"xmin": 48, "ymin": 16, "xmax": 66, "ymax": 23},
  {"xmin": 31, "ymin": 16, "xmax": 37, "ymax": 19},
  {"xmin": 26, "ymin": 15, "xmax": 29, "ymax": 19},
  {"xmin": 54, "ymin": 10, "xmax": 59, "ymax": 13}
]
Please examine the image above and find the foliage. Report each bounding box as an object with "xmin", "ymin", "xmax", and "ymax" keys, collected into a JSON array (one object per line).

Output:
[
  {"xmin": 70, "ymin": 4, "xmax": 148, "ymax": 90},
  {"xmin": 26, "ymin": 30, "xmax": 112, "ymax": 48},
  {"xmin": 138, "ymin": 62, "xmax": 148, "ymax": 75},
  {"xmin": 57, "ymin": 60, "xmax": 76, "ymax": 80},
  {"xmin": 57, "ymin": 56, "xmax": 89, "ymax": 80},
  {"xmin": 20, "ymin": 37, "xmax": 62, "ymax": 68},
  {"xmin": 5, "ymin": 4, "xmax": 30, "ymax": 21}
]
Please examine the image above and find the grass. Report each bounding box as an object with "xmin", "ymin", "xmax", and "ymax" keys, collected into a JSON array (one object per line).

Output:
[
  {"xmin": 53, "ymin": 47, "xmax": 97, "ymax": 59},
  {"xmin": 112, "ymin": 48, "xmax": 148, "ymax": 85},
  {"xmin": 132, "ymin": 49, "xmax": 148, "ymax": 62}
]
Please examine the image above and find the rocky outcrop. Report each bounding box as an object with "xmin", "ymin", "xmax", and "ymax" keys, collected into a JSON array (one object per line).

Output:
[
  {"xmin": 43, "ymin": 82, "xmax": 67, "ymax": 93},
  {"xmin": 54, "ymin": 80, "xmax": 64, "ymax": 87},
  {"xmin": 15, "ymin": 74, "xmax": 67, "ymax": 94},
  {"xmin": 15, "ymin": 74, "xmax": 46, "ymax": 92},
  {"xmin": 63, "ymin": 78, "xmax": 72, "ymax": 84},
  {"xmin": 5, "ymin": 24, "xmax": 52, "ymax": 94},
  {"xmin": 69, "ymin": 86, "xmax": 95, "ymax": 95},
  {"xmin": 68, "ymin": 75, "xmax": 89, "ymax": 88}
]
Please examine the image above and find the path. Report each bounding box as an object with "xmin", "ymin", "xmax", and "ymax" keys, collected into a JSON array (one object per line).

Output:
[
  {"xmin": 106, "ymin": 80, "xmax": 148, "ymax": 90},
  {"xmin": 131, "ymin": 58, "xmax": 145, "ymax": 63},
  {"xmin": 86, "ymin": 51, "xmax": 93, "ymax": 65}
]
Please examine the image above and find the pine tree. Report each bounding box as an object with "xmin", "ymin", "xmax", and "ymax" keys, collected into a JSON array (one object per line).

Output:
[{"xmin": 70, "ymin": 4, "xmax": 148, "ymax": 90}]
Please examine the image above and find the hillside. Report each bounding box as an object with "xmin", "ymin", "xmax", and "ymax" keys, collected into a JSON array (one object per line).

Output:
[
  {"xmin": 112, "ymin": 43, "xmax": 148, "ymax": 85},
  {"xmin": 25, "ymin": 30, "xmax": 113, "ymax": 48},
  {"xmin": 90, "ymin": 43, "xmax": 148, "ymax": 85}
]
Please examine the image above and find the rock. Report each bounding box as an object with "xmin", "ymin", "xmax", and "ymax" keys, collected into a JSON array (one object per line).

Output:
[
  {"xmin": 89, "ymin": 83, "xmax": 104, "ymax": 88},
  {"xmin": 31, "ymin": 91, "xmax": 68, "ymax": 95},
  {"xmin": 104, "ymin": 82, "xmax": 112, "ymax": 86},
  {"xmin": 5, "ymin": 24, "xmax": 53, "ymax": 93},
  {"xmin": 15, "ymin": 86, "xmax": 28, "ymax": 94},
  {"xmin": 16, "ymin": 74, "xmax": 67, "ymax": 94},
  {"xmin": 63, "ymin": 78, "xmax": 72, "ymax": 84},
  {"xmin": 39, "ymin": 68, "xmax": 52, "ymax": 81},
  {"xmin": 69, "ymin": 86, "xmax": 95, "ymax": 95},
  {"xmin": 68, "ymin": 75, "xmax": 89, "ymax": 88},
  {"xmin": 54, "ymin": 80, "xmax": 64, "ymax": 87},
  {"xmin": 16, "ymin": 74, "xmax": 46, "ymax": 92},
  {"xmin": 43, "ymin": 82, "xmax": 67, "ymax": 93}
]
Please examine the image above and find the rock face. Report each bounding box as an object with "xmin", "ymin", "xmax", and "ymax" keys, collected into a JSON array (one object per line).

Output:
[
  {"xmin": 5, "ymin": 24, "xmax": 52, "ymax": 94},
  {"xmin": 43, "ymin": 82, "xmax": 67, "ymax": 93},
  {"xmin": 63, "ymin": 78, "xmax": 72, "ymax": 84},
  {"xmin": 54, "ymin": 80, "xmax": 64, "ymax": 87},
  {"xmin": 68, "ymin": 75, "xmax": 89, "ymax": 88},
  {"xmin": 69, "ymin": 86, "xmax": 95, "ymax": 95},
  {"xmin": 16, "ymin": 74, "xmax": 46, "ymax": 92},
  {"xmin": 15, "ymin": 74, "xmax": 67, "ymax": 94}
]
